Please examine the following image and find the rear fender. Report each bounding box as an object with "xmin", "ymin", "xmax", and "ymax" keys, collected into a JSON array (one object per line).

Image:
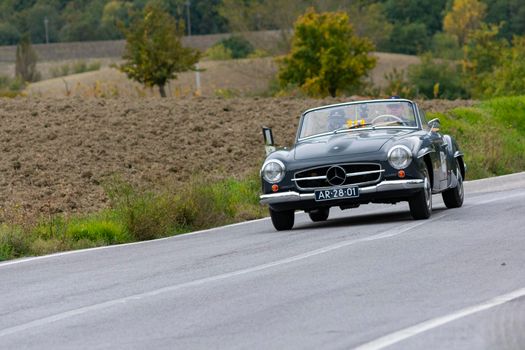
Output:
[{"xmin": 443, "ymin": 134, "xmax": 465, "ymax": 186}]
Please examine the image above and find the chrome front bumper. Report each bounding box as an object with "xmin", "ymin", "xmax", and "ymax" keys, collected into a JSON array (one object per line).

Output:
[{"xmin": 260, "ymin": 179, "xmax": 425, "ymax": 205}]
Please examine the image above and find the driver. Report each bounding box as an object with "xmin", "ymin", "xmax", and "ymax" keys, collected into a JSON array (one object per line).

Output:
[
  {"xmin": 385, "ymin": 102, "xmax": 415, "ymax": 126},
  {"xmin": 326, "ymin": 108, "xmax": 346, "ymax": 131},
  {"xmin": 386, "ymin": 102, "xmax": 405, "ymax": 118}
]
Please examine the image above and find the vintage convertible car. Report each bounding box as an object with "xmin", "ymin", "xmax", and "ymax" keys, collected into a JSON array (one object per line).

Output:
[{"xmin": 260, "ymin": 98, "xmax": 465, "ymax": 231}]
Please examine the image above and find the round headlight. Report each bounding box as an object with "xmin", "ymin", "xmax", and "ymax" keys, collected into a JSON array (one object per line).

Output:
[
  {"xmin": 261, "ymin": 160, "xmax": 285, "ymax": 183},
  {"xmin": 388, "ymin": 145, "xmax": 412, "ymax": 169}
]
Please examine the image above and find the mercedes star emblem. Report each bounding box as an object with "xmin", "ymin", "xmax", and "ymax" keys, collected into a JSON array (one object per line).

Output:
[{"xmin": 326, "ymin": 166, "xmax": 347, "ymax": 186}]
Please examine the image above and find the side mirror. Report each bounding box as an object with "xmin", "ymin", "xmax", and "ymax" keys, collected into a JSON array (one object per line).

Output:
[
  {"xmin": 427, "ymin": 118, "xmax": 440, "ymax": 132},
  {"xmin": 262, "ymin": 126, "xmax": 276, "ymax": 155}
]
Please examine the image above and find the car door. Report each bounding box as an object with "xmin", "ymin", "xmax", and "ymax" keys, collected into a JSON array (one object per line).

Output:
[{"xmin": 418, "ymin": 107, "xmax": 449, "ymax": 191}]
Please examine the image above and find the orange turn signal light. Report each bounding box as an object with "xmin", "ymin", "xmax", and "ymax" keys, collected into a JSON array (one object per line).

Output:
[
  {"xmin": 272, "ymin": 184, "xmax": 279, "ymax": 192},
  {"xmin": 398, "ymin": 170, "xmax": 406, "ymax": 178}
]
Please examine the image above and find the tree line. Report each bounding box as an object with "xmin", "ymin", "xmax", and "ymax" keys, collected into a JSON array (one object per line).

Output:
[{"xmin": 1, "ymin": 0, "xmax": 524, "ymax": 56}]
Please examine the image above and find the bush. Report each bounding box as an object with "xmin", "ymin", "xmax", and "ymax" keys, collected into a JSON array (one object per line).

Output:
[
  {"xmin": 431, "ymin": 32, "xmax": 462, "ymax": 60},
  {"xmin": 383, "ymin": 68, "xmax": 415, "ymax": 98},
  {"xmin": 104, "ymin": 180, "xmax": 178, "ymax": 240},
  {"xmin": 0, "ymin": 75, "xmax": 26, "ymax": 97},
  {"xmin": 247, "ymin": 49, "xmax": 269, "ymax": 58},
  {"xmin": 205, "ymin": 44, "xmax": 233, "ymax": 60},
  {"xmin": 408, "ymin": 54, "xmax": 468, "ymax": 99},
  {"xmin": 218, "ymin": 35, "xmax": 254, "ymax": 59},
  {"xmin": 103, "ymin": 172, "xmax": 265, "ymax": 240},
  {"xmin": 50, "ymin": 61, "xmax": 101, "ymax": 78},
  {"xmin": 0, "ymin": 225, "xmax": 29, "ymax": 261}
]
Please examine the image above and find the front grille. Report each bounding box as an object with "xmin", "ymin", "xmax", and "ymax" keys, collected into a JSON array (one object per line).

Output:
[{"xmin": 293, "ymin": 163, "xmax": 382, "ymax": 189}]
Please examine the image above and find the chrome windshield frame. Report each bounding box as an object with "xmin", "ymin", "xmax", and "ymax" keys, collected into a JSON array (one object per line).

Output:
[{"xmin": 295, "ymin": 99, "xmax": 422, "ymax": 143}]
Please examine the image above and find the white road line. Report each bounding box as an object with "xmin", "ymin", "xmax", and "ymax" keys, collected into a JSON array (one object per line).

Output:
[
  {"xmin": 0, "ymin": 214, "xmax": 446, "ymax": 338},
  {"xmin": 1, "ymin": 191, "xmax": 524, "ymax": 338},
  {"xmin": 354, "ymin": 287, "xmax": 525, "ymax": 350}
]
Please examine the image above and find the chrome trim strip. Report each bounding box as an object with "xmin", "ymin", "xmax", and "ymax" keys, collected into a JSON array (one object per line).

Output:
[
  {"xmin": 260, "ymin": 179, "xmax": 425, "ymax": 204},
  {"xmin": 291, "ymin": 175, "xmax": 327, "ymax": 182},
  {"xmin": 291, "ymin": 169, "xmax": 385, "ymax": 182},
  {"xmin": 346, "ymin": 169, "xmax": 385, "ymax": 177}
]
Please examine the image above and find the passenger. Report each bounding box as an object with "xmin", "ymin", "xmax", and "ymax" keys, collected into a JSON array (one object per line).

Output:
[{"xmin": 327, "ymin": 108, "xmax": 346, "ymax": 131}]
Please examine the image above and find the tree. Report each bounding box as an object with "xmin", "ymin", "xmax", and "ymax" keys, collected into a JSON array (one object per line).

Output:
[
  {"xmin": 17, "ymin": 4, "xmax": 61, "ymax": 44},
  {"xmin": 385, "ymin": 22, "xmax": 430, "ymax": 54},
  {"xmin": 483, "ymin": 0, "xmax": 525, "ymax": 39},
  {"xmin": 407, "ymin": 54, "xmax": 467, "ymax": 99},
  {"xmin": 218, "ymin": 0, "xmax": 300, "ymax": 52},
  {"xmin": 444, "ymin": 0, "xmax": 487, "ymax": 46},
  {"xmin": 100, "ymin": 0, "xmax": 135, "ymax": 39},
  {"xmin": 59, "ymin": 0, "xmax": 109, "ymax": 42},
  {"xmin": 15, "ymin": 34, "xmax": 40, "ymax": 82},
  {"xmin": 480, "ymin": 36, "xmax": 525, "ymax": 97},
  {"xmin": 119, "ymin": 5, "xmax": 200, "ymax": 97},
  {"xmin": 278, "ymin": 8, "xmax": 376, "ymax": 97},
  {"xmin": 462, "ymin": 23, "xmax": 508, "ymax": 96},
  {"xmin": 314, "ymin": 1, "xmax": 393, "ymax": 51},
  {"xmin": 346, "ymin": 3, "xmax": 393, "ymax": 51},
  {"xmin": 431, "ymin": 32, "xmax": 462, "ymax": 60},
  {"xmin": 383, "ymin": 0, "xmax": 447, "ymax": 35},
  {"xmin": 0, "ymin": 22, "xmax": 20, "ymax": 45}
]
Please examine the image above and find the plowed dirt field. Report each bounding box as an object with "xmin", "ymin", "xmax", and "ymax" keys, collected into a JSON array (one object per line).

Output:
[{"xmin": 0, "ymin": 97, "xmax": 473, "ymax": 223}]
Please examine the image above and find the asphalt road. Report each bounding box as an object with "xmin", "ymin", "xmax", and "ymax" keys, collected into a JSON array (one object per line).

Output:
[{"xmin": 1, "ymin": 172, "xmax": 525, "ymax": 350}]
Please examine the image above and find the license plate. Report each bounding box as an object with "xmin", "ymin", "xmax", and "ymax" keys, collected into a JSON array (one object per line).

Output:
[{"xmin": 314, "ymin": 187, "xmax": 359, "ymax": 201}]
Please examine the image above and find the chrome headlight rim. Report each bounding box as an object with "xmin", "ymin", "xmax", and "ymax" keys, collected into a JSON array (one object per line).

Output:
[
  {"xmin": 261, "ymin": 159, "xmax": 286, "ymax": 184},
  {"xmin": 387, "ymin": 145, "xmax": 413, "ymax": 170}
]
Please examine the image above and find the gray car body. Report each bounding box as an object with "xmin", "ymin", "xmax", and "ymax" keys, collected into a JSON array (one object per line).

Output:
[{"xmin": 260, "ymin": 99, "xmax": 465, "ymax": 212}]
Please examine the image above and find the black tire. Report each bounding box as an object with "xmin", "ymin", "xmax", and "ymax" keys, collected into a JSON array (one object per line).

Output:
[
  {"xmin": 442, "ymin": 161, "xmax": 464, "ymax": 208},
  {"xmin": 308, "ymin": 208, "xmax": 330, "ymax": 222},
  {"xmin": 269, "ymin": 208, "xmax": 294, "ymax": 231},
  {"xmin": 409, "ymin": 168, "xmax": 432, "ymax": 220}
]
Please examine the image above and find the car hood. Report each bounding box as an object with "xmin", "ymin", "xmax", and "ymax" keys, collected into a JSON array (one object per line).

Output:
[{"xmin": 294, "ymin": 129, "xmax": 415, "ymax": 160}]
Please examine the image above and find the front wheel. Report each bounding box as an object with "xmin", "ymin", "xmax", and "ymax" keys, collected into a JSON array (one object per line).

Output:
[
  {"xmin": 409, "ymin": 168, "xmax": 432, "ymax": 220},
  {"xmin": 308, "ymin": 208, "xmax": 330, "ymax": 222},
  {"xmin": 269, "ymin": 208, "xmax": 294, "ymax": 231},
  {"xmin": 442, "ymin": 161, "xmax": 464, "ymax": 208}
]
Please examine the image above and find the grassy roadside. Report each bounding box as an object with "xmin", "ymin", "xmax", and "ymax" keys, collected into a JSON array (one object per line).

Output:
[
  {"xmin": 1, "ymin": 96, "xmax": 525, "ymax": 261},
  {"xmin": 431, "ymin": 96, "xmax": 525, "ymax": 179},
  {"xmin": 0, "ymin": 173, "xmax": 266, "ymax": 261}
]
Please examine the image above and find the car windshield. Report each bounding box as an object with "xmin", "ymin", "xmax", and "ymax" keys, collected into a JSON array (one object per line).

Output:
[{"xmin": 299, "ymin": 101, "xmax": 418, "ymax": 139}]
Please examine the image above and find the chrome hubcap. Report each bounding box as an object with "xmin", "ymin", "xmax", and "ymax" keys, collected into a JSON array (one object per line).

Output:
[
  {"xmin": 424, "ymin": 174, "xmax": 432, "ymax": 210},
  {"xmin": 457, "ymin": 168, "xmax": 464, "ymax": 200}
]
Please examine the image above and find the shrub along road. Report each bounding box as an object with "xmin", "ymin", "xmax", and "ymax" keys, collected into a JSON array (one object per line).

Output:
[{"xmin": 1, "ymin": 172, "xmax": 525, "ymax": 349}]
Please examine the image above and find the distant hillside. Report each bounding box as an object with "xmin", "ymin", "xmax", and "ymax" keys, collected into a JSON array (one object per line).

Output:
[
  {"xmin": 25, "ymin": 53, "xmax": 420, "ymax": 98},
  {"xmin": 0, "ymin": 30, "xmax": 283, "ymax": 63}
]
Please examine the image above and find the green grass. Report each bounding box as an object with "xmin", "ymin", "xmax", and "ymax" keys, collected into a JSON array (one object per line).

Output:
[
  {"xmin": 0, "ymin": 172, "xmax": 266, "ymax": 262},
  {"xmin": 0, "ymin": 75, "xmax": 25, "ymax": 97},
  {"xmin": 429, "ymin": 96, "xmax": 525, "ymax": 179}
]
